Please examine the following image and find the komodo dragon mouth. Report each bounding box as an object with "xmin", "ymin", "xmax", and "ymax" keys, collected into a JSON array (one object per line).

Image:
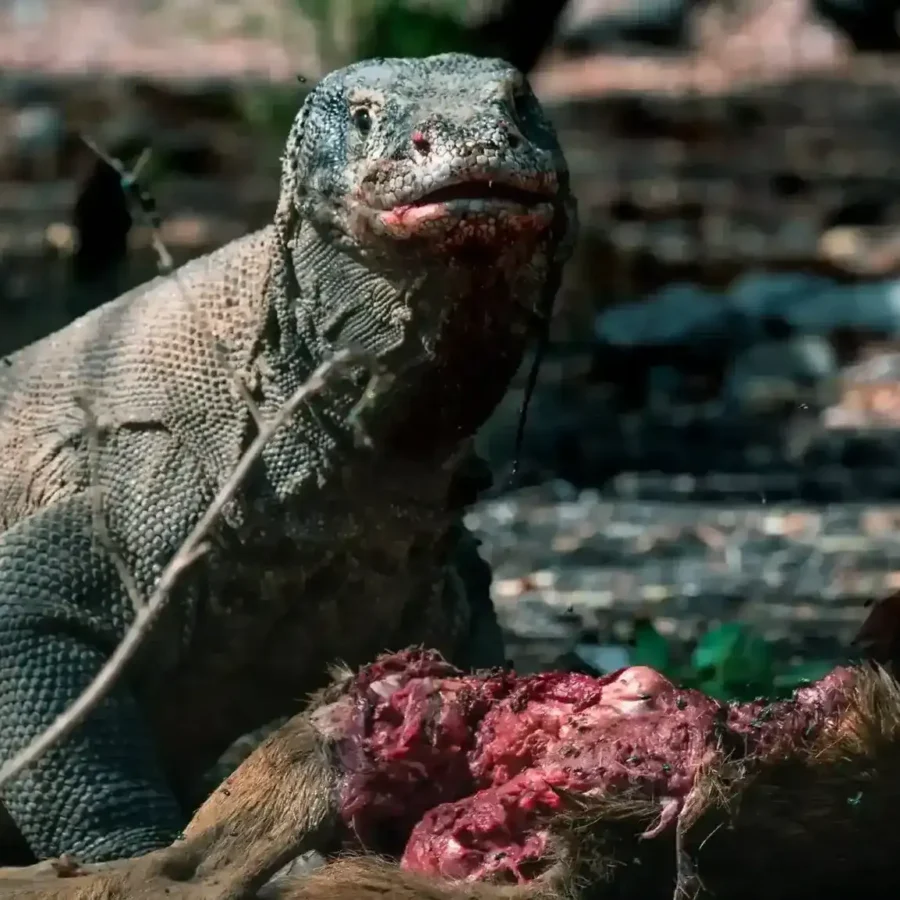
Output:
[
  {"xmin": 372, "ymin": 173, "xmax": 558, "ymax": 239},
  {"xmin": 408, "ymin": 179, "xmax": 553, "ymax": 207}
]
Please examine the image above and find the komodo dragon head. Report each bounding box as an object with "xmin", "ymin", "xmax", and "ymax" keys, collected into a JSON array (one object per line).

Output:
[{"xmin": 269, "ymin": 53, "xmax": 578, "ymax": 458}]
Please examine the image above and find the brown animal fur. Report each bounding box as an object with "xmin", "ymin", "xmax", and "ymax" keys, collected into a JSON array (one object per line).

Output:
[
  {"xmin": 684, "ymin": 663, "xmax": 900, "ymax": 900},
  {"xmin": 183, "ymin": 708, "xmax": 339, "ymax": 889},
  {"xmin": 0, "ymin": 706, "xmax": 342, "ymax": 900},
  {"xmin": 262, "ymin": 857, "xmax": 545, "ymax": 900},
  {"xmin": 540, "ymin": 664, "xmax": 900, "ymax": 900},
  {"xmin": 0, "ymin": 828, "xmax": 226, "ymax": 900}
]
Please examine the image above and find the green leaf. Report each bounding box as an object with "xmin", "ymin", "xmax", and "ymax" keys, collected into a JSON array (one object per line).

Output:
[
  {"xmin": 631, "ymin": 620, "xmax": 671, "ymax": 673},
  {"xmin": 691, "ymin": 624, "xmax": 774, "ymax": 701},
  {"xmin": 721, "ymin": 631, "xmax": 774, "ymax": 701},
  {"xmin": 773, "ymin": 660, "xmax": 836, "ymax": 690},
  {"xmin": 692, "ymin": 623, "xmax": 744, "ymax": 672},
  {"xmin": 667, "ymin": 664, "xmax": 701, "ymax": 689},
  {"xmin": 355, "ymin": 0, "xmax": 480, "ymax": 60}
]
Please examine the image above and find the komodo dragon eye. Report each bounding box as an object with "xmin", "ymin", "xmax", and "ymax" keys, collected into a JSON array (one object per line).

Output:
[{"xmin": 352, "ymin": 107, "xmax": 373, "ymax": 136}]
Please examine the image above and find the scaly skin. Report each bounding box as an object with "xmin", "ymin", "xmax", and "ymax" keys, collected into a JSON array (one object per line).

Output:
[{"xmin": 0, "ymin": 54, "xmax": 577, "ymax": 863}]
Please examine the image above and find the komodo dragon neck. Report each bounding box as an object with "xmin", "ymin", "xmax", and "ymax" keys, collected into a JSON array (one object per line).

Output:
[{"xmin": 254, "ymin": 217, "xmax": 543, "ymax": 468}]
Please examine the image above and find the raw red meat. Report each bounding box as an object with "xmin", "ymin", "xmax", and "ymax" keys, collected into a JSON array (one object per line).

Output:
[
  {"xmin": 313, "ymin": 649, "xmax": 855, "ymax": 883},
  {"xmin": 403, "ymin": 664, "xmax": 723, "ymax": 881}
]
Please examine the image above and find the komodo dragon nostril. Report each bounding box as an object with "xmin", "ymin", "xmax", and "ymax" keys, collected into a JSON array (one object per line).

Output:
[{"xmin": 411, "ymin": 130, "xmax": 430, "ymax": 153}]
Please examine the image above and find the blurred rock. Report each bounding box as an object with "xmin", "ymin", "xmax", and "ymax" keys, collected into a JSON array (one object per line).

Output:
[
  {"xmin": 466, "ymin": 479, "xmax": 876, "ymax": 669},
  {"xmin": 593, "ymin": 271, "xmax": 900, "ymax": 353},
  {"xmin": 476, "ymin": 272, "xmax": 900, "ymax": 498},
  {"xmin": 9, "ymin": 104, "xmax": 61, "ymax": 154},
  {"xmin": 696, "ymin": 0, "xmax": 849, "ymax": 70},
  {"xmin": 9, "ymin": 0, "xmax": 48, "ymax": 28},
  {"xmin": 593, "ymin": 283, "xmax": 730, "ymax": 348},
  {"xmin": 569, "ymin": 641, "xmax": 632, "ymax": 673},
  {"xmin": 722, "ymin": 335, "xmax": 839, "ymax": 415},
  {"xmin": 826, "ymin": 351, "xmax": 900, "ymax": 427},
  {"xmin": 0, "ymin": 101, "xmax": 64, "ymax": 180}
]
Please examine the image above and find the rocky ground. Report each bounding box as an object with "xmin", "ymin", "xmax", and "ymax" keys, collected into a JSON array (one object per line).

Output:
[{"xmin": 469, "ymin": 479, "xmax": 892, "ymax": 671}]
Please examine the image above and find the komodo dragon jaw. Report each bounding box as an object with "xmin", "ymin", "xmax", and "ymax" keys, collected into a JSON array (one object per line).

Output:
[{"xmin": 270, "ymin": 54, "xmax": 577, "ymax": 454}]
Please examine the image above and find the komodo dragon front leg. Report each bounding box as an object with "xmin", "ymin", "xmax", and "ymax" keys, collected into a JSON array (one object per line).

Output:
[
  {"xmin": 0, "ymin": 437, "xmax": 212, "ymax": 862},
  {"xmin": 0, "ymin": 461, "xmax": 502, "ymax": 864}
]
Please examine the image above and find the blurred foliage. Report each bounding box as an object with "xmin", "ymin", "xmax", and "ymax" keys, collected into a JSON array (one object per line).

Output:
[
  {"xmin": 630, "ymin": 619, "xmax": 841, "ymax": 702},
  {"xmin": 299, "ymin": 0, "xmax": 481, "ymax": 63},
  {"xmin": 237, "ymin": 0, "xmax": 490, "ymax": 142},
  {"xmin": 236, "ymin": 84, "xmax": 308, "ymax": 149},
  {"xmin": 353, "ymin": 0, "xmax": 489, "ymax": 60}
]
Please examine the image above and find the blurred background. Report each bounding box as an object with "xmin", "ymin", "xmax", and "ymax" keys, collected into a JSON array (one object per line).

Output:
[{"xmin": 5, "ymin": 0, "xmax": 900, "ymax": 696}]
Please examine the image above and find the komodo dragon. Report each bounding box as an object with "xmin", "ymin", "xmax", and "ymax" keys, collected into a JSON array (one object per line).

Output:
[{"xmin": 0, "ymin": 54, "xmax": 577, "ymax": 864}]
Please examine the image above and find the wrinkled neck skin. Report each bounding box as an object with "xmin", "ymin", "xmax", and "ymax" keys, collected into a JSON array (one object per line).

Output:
[{"xmin": 257, "ymin": 215, "xmax": 551, "ymax": 483}]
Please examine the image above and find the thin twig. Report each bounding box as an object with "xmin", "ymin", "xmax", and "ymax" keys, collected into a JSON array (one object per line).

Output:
[
  {"xmin": 0, "ymin": 348, "xmax": 372, "ymax": 792},
  {"xmin": 80, "ymin": 135, "xmax": 265, "ymax": 430},
  {"xmin": 673, "ymin": 790, "xmax": 703, "ymax": 900}
]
